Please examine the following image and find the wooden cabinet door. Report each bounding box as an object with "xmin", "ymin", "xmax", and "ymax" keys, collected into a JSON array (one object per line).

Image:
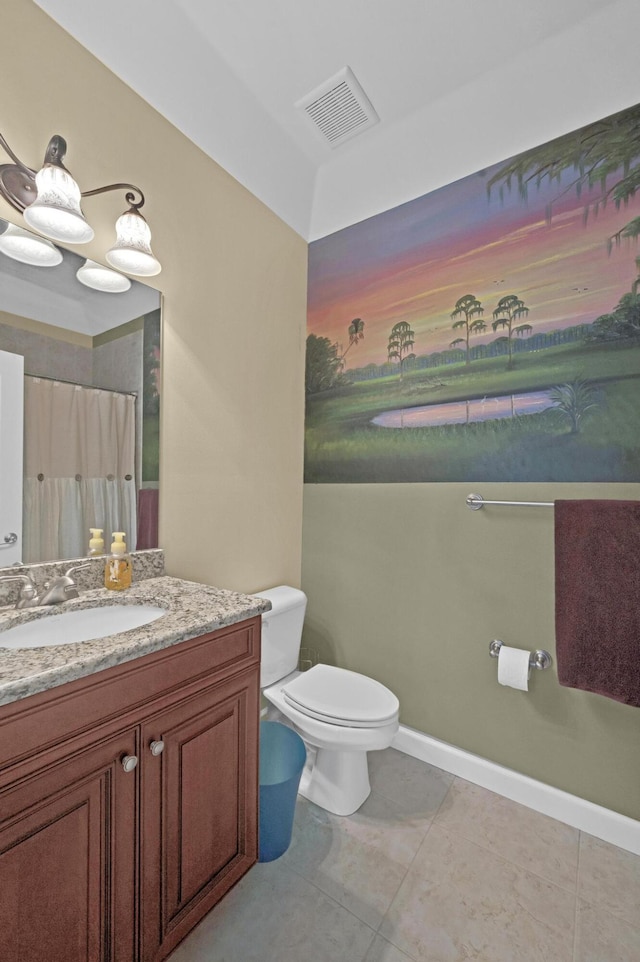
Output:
[
  {"xmin": 0, "ymin": 729, "xmax": 138, "ymax": 962},
  {"xmin": 140, "ymin": 667, "xmax": 259, "ymax": 961}
]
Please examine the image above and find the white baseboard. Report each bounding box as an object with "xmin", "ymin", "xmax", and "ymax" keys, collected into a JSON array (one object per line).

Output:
[{"xmin": 393, "ymin": 725, "xmax": 640, "ymax": 856}]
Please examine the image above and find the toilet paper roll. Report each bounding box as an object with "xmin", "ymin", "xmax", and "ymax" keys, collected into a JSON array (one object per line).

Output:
[{"xmin": 497, "ymin": 645, "xmax": 531, "ymax": 691}]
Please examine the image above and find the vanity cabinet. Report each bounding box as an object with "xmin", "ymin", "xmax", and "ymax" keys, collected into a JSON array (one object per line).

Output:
[
  {"xmin": 141, "ymin": 668, "xmax": 258, "ymax": 959},
  {"xmin": 0, "ymin": 727, "xmax": 138, "ymax": 962},
  {"xmin": 0, "ymin": 615, "xmax": 260, "ymax": 962}
]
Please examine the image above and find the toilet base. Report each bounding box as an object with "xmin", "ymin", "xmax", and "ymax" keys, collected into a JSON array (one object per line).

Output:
[{"xmin": 299, "ymin": 746, "xmax": 371, "ymax": 816}]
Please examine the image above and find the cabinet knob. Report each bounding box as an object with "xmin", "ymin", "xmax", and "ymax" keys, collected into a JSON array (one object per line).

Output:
[
  {"xmin": 121, "ymin": 754, "xmax": 138, "ymax": 773},
  {"xmin": 149, "ymin": 740, "xmax": 165, "ymax": 756}
]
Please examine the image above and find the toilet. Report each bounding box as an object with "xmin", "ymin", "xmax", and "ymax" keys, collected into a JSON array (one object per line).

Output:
[{"xmin": 254, "ymin": 585, "xmax": 400, "ymax": 816}]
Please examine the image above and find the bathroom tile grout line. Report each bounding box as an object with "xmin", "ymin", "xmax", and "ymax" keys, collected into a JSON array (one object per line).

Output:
[
  {"xmin": 374, "ymin": 815, "xmax": 640, "ymax": 962},
  {"xmin": 277, "ymin": 857, "xmax": 381, "ymax": 956},
  {"xmin": 428, "ymin": 779, "xmax": 582, "ymax": 897},
  {"xmin": 372, "ymin": 933, "xmax": 421, "ymax": 962},
  {"xmin": 283, "ymin": 820, "xmax": 415, "ymax": 936},
  {"xmin": 430, "ymin": 821, "xmax": 582, "ymax": 904},
  {"xmin": 364, "ymin": 773, "xmax": 456, "ymax": 958},
  {"xmin": 368, "ymin": 756, "xmax": 456, "ymax": 820},
  {"xmin": 279, "ymin": 776, "xmax": 451, "ymax": 953},
  {"xmin": 373, "ymin": 763, "xmax": 583, "ymax": 958},
  {"xmin": 369, "ymin": 814, "xmax": 581, "ymax": 962},
  {"xmin": 374, "ymin": 767, "xmax": 582, "ymax": 900},
  {"xmin": 568, "ymin": 831, "xmax": 640, "ymax": 956},
  {"xmin": 571, "ymin": 830, "xmax": 584, "ymax": 962}
]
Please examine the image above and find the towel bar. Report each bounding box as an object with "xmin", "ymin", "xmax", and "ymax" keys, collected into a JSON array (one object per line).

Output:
[
  {"xmin": 467, "ymin": 493, "xmax": 554, "ymax": 510},
  {"xmin": 489, "ymin": 639, "xmax": 552, "ymax": 671}
]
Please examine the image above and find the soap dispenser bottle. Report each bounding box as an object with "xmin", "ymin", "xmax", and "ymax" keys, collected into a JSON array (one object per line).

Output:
[
  {"xmin": 104, "ymin": 532, "xmax": 132, "ymax": 591},
  {"xmin": 88, "ymin": 528, "xmax": 104, "ymax": 557}
]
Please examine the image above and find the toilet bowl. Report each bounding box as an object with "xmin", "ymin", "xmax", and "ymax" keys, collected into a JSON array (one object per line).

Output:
[
  {"xmin": 255, "ymin": 586, "xmax": 400, "ymax": 816},
  {"xmin": 263, "ymin": 665, "xmax": 399, "ymax": 815}
]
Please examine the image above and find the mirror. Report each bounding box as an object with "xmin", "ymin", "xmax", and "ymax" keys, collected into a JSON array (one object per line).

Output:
[{"xmin": 0, "ymin": 217, "xmax": 161, "ymax": 564}]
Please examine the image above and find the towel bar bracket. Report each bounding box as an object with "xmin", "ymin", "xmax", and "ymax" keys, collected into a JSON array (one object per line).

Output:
[{"xmin": 489, "ymin": 639, "xmax": 552, "ymax": 671}]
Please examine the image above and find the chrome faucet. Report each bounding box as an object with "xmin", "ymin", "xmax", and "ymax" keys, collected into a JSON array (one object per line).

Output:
[
  {"xmin": 38, "ymin": 563, "xmax": 91, "ymax": 605},
  {"xmin": 0, "ymin": 563, "xmax": 91, "ymax": 609}
]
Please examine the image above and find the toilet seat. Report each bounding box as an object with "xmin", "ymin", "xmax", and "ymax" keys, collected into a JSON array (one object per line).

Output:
[{"xmin": 282, "ymin": 664, "xmax": 399, "ymax": 729}]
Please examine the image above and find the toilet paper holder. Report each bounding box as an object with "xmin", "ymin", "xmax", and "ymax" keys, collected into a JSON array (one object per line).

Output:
[{"xmin": 489, "ymin": 639, "xmax": 552, "ymax": 671}]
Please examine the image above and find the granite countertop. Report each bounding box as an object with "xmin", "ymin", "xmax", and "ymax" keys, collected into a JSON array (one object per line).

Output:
[{"xmin": 0, "ymin": 576, "xmax": 270, "ymax": 707}]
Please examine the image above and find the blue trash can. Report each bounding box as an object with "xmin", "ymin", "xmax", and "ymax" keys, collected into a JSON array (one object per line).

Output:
[{"xmin": 258, "ymin": 720, "xmax": 306, "ymax": 862}]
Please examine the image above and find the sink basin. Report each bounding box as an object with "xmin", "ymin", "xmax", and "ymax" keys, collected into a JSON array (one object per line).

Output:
[{"xmin": 0, "ymin": 604, "xmax": 167, "ymax": 650}]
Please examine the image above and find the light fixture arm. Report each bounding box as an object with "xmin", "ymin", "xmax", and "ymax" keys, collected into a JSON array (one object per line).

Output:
[
  {"xmin": 0, "ymin": 132, "xmax": 145, "ymax": 214},
  {"xmin": 0, "ymin": 132, "xmax": 35, "ymax": 175},
  {"xmin": 82, "ymin": 183, "xmax": 146, "ymax": 212}
]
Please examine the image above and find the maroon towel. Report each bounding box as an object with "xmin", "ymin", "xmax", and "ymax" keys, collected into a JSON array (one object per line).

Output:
[
  {"xmin": 555, "ymin": 500, "xmax": 640, "ymax": 707},
  {"xmin": 137, "ymin": 488, "xmax": 159, "ymax": 550}
]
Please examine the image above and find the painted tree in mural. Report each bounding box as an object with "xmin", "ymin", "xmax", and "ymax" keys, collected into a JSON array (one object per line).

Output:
[
  {"xmin": 450, "ymin": 294, "xmax": 486, "ymax": 365},
  {"xmin": 590, "ymin": 292, "xmax": 640, "ymax": 341},
  {"xmin": 348, "ymin": 318, "xmax": 365, "ymax": 345},
  {"xmin": 339, "ymin": 318, "xmax": 365, "ymax": 370},
  {"xmin": 387, "ymin": 321, "xmax": 415, "ymax": 380},
  {"xmin": 491, "ymin": 295, "xmax": 532, "ymax": 369},
  {"xmin": 305, "ymin": 334, "xmax": 344, "ymax": 394},
  {"xmin": 486, "ymin": 103, "xmax": 640, "ymax": 292},
  {"xmin": 549, "ymin": 379, "xmax": 599, "ymax": 434}
]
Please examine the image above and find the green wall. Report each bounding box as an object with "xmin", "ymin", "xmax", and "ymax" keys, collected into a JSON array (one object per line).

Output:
[{"xmin": 302, "ymin": 481, "xmax": 640, "ymax": 819}]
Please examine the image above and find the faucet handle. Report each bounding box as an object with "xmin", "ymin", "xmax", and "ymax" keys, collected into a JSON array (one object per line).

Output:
[
  {"xmin": 0, "ymin": 571, "xmax": 36, "ymax": 587},
  {"xmin": 0, "ymin": 571, "xmax": 40, "ymax": 609},
  {"xmin": 64, "ymin": 562, "xmax": 91, "ymax": 580}
]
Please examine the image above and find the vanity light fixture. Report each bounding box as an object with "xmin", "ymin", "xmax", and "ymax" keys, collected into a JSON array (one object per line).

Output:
[
  {"xmin": 76, "ymin": 258, "xmax": 132, "ymax": 293},
  {"xmin": 0, "ymin": 132, "xmax": 161, "ymax": 277},
  {"xmin": 0, "ymin": 221, "xmax": 62, "ymax": 267}
]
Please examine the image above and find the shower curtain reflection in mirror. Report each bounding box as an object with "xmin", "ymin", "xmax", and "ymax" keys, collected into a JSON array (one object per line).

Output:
[{"xmin": 23, "ymin": 377, "xmax": 137, "ymax": 563}]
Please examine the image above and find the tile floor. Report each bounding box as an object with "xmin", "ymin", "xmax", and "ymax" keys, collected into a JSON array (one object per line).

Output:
[{"xmin": 169, "ymin": 748, "xmax": 640, "ymax": 962}]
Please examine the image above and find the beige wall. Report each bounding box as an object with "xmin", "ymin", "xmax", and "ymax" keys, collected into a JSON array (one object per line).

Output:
[
  {"xmin": 2, "ymin": 0, "xmax": 307, "ymax": 593},
  {"xmin": 302, "ymin": 482, "xmax": 640, "ymax": 818}
]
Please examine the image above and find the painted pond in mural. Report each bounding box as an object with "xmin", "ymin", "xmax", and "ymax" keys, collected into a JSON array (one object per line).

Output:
[{"xmin": 372, "ymin": 390, "xmax": 553, "ymax": 428}]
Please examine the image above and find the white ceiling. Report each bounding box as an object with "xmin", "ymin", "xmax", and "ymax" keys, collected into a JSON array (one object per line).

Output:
[{"xmin": 34, "ymin": 0, "xmax": 640, "ymax": 240}]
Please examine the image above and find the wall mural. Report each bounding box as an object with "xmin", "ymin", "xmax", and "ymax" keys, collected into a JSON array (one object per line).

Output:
[{"xmin": 305, "ymin": 103, "xmax": 640, "ymax": 483}]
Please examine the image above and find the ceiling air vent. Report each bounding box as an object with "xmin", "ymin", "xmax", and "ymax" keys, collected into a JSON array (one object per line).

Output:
[{"xmin": 296, "ymin": 66, "xmax": 379, "ymax": 149}]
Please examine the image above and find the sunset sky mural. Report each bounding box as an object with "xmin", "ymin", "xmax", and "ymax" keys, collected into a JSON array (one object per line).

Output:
[
  {"xmin": 305, "ymin": 103, "xmax": 640, "ymax": 484},
  {"xmin": 308, "ymin": 163, "xmax": 639, "ymax": 368}
]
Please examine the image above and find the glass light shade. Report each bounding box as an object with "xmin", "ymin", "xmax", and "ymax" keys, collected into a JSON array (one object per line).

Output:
[
  {"xmin": 23, "ymin": 164, "xmax": 94, "ymax": 244},
  {"xmin": 105, "ymin": 210, "xmax": 161, "ymax": 276},
  {"xmin": 76, "ymin": 259, "xmax": 131, "ymax": 293},
  {"xmin": 0, "ymin": 223, "xmax": 63, "ymax": 267}
]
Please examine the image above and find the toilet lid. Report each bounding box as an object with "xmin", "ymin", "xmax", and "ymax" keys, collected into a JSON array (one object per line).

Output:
[{"xmin": 282, "ymin": 664, "xmax": 399, "ymax": 728}]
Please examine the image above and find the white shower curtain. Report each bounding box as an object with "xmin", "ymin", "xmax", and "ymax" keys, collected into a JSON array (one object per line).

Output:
[{"xmin": 23, "ymin": 377, "xmax": 137, "ymax": 563}]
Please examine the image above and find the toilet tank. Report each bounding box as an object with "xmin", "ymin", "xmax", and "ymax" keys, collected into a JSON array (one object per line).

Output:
[{"xmin": 253, "ymin": 585, "xmax": 307, "ymax": 687}]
